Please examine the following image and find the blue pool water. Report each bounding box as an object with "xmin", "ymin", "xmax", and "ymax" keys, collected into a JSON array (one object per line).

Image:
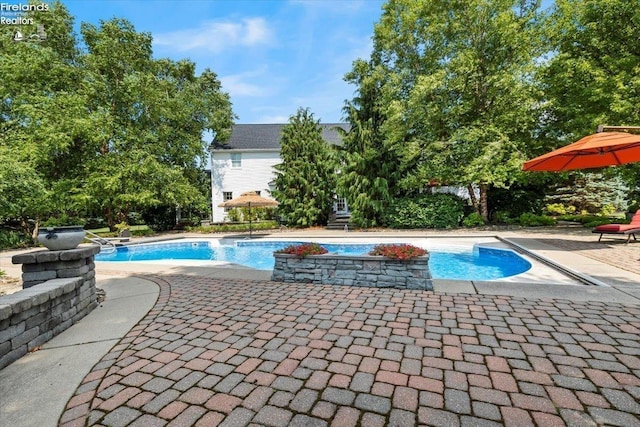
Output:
[{"xmin": 95, "ymin": 240, "xmax": 532, "ymax": 281}]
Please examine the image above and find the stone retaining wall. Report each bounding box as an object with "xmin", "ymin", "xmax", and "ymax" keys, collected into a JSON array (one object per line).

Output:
[
  {"xmin": 0, "ymin": 246, "xmax": 99, "ymax": 369},
  {"xmin": 272, "ymin": 253, "xmax": 432, "ymax": 291},
  {"xmin": 12, "ymin": 245, "xmax": 99, "ymax": 289}
]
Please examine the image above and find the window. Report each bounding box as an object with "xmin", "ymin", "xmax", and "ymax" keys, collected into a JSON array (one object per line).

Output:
[
  {"xmin": 223, "ymin": 191, "xmax": 233, "ymax": 212},
  {"xmin": 231, "ymin": 153, "xmax": 241, "ymax": 168}
]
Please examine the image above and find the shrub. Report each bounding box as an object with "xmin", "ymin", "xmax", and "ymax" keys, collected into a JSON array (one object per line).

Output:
[
  {"xmin": 114, "ymin": 222, "xmax": 129, "ymax": 233},
  {"xmin": 187, "ymin": 221, "xmax": 278, "ymax": 233},
  {"xmin": 557, "ymin": 214, "xmax": 625, "ymax": 227},
  {"xmin": 275, "ymin": 242, "xmax": 328, "ymax": 257},
  {"xmin": 131, "ymin": 228, "xmax": 154, "ymax": 237},
  {"xmin": 518, "ymin": 213, "xmax": 556, "ymax": 227},
  {"xmin": 598, "ymin": 204, "xmax": 616, "ymax": 216},
  {"xmin": 492, "ymin": 211, "xmax": 516, "ymax": 225},
  {"xmin": 41, "ymin": 214, "xmax": 86, "ymax": 227},
  {"xmin": 226, "ymin": 208, "xmax": 242, "ymax": 222},
  {"xmin": 488, "ymin": 183, "xmax": 549, "ymax": 218},
  {"xmin": 0, "ymin": 230, "xmax": 30, "ymax": 250},
  {"xmin": 369, "ymin": 244, "xmax": 427, "ymax": 260},
  {"xmin": 142, "ymin": 205, "xmax": 176, "ymax": 231},
  {"xmin": 545, "ymin": 203, "xmax": 565, "ymax": 215},
  {"xmin": 84, "ymin": 217, "xmax": 108, "ymax": 229},
  {"xmin": 462, "ymin": 212, "xmax": 485, "ymax": 227},
  {"xmin": 383, "ymin": 193, "xmax": 465, "ymax": 229}
]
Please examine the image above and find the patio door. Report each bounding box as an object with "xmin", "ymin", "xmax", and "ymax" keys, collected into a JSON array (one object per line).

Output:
[{"xmin": 334, "ymin": 196, "xmax": 349, "ymax": 215}]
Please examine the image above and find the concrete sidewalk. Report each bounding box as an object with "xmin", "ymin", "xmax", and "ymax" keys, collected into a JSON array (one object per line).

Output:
[{"xmin": 0, "ymin": 275, "xmax": 159, "ymax": 427}]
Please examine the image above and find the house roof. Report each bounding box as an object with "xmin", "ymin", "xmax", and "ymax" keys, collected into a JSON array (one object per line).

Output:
[{"xmin": 211, "ymin": 123, "xmax": 350, "ymax": 150}]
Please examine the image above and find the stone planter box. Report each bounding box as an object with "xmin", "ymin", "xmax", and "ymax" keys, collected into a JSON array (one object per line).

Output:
[{"xmin": 272, "ymin": 253, "xmax": 432, "ymax": 291}]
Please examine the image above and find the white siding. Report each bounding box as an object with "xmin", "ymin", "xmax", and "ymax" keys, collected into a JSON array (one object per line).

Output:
[
  {"xmin": 211, "ymin": 150, "xmax": 280, "ymax": 222},
  {"xmin": 432, "ymin": 185, "xmax": 478, "ymax": 201}
]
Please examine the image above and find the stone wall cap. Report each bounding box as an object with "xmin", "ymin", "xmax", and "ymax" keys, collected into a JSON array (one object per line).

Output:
[
  {"xmin": 12, "ymin": 245, "xmax": 100, "ymax": 264},
  {"xmin": 0, "ymin": 292, "xmax": 34, "ymax": 312},
  {"xmin": 0, "ymin": 303, "xmax": 12, "ymax": 321},
  {"xmin": 59, "ymin": 245, "xmax": 101, "ymax": 260},
  {"xmin": 11, "ymin": 249, "xmax": 55, "ymax": 264}
]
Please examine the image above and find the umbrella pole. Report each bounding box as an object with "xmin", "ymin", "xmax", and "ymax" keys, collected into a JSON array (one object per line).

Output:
[{"xmin": 249, "ymin": 204, "xmax": 252, "ymax": 239}]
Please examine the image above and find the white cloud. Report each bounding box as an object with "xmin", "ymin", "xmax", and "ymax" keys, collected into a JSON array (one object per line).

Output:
[
  {"xmin": 220, "ymin": 74, "xmax": 266, "ymax": 97},
  {"xmin": 153, "ymin": 17, "xmax": 273, "ymax": 53},
  {"xmin": 220, "ymin": 66, "xmax": 279, "ymax": 98}
]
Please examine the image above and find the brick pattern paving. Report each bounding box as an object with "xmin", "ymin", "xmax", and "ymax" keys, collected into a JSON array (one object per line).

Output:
[
  {"xmin": 529, "ymin": 231, "xmax": 640, "ymax": 275},
  {"xmin": 60, "ymin": 275, "xmax": 640, "ymax": 426}
]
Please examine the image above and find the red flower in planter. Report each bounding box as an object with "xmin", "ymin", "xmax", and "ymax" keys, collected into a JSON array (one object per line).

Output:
[
  {"xmin": 369, "ymin": 244, "xmax": 427, "ymax": 260},
  {"xmin": 275, "ymin": 242, "xmax": 328, "ymax": 257}
]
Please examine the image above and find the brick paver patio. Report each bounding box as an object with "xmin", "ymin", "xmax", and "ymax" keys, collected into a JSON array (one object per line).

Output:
[
  {"xmin": 526, "ymin": 231, "xmax": 640, "ymax": 276},
  {"xmin": 59, "ymin": 273, "xmax": 640, "ymax": 427}
]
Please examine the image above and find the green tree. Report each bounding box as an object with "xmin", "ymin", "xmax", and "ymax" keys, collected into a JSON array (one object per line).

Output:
[
  {"xmin": 0, "ymin": 149, "xmax": 49, "ymax": 234},
  {"xmin": 1, "ymin": 5, "xmax": 233, "ymax": 230},
  {"xmin": 348, "ymin": 0, "xmax": 546, "ymax": 222},
  {"xmin": 542, "ymin": 0, "xmax": 640, "ymax": 208},
  {"xmin": 337, "ymin": 59, "xmax": 404, "ymax": 228},
  {"xmin": 273, "ymin": 108, "xmax": 335, "ymax": 226},
  {"xmin": 545, "ymin": 172, "xmax": 628, "ymax": 214},
  {"xmin": 78, "ymin": 19, "xmax": 233, "ymax": 227},
  {"xmin": 0, "ymin": 1, "xmax": 87, "ymax": 228},
  {"xmin": 542, "ymin": 0, "xmax": 640, "ymax": 139}
]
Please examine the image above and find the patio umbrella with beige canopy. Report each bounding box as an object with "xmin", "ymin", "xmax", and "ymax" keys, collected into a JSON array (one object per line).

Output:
[{"xmin": 218, "ymin": 191, "xmax": 279, "ymax": 238}]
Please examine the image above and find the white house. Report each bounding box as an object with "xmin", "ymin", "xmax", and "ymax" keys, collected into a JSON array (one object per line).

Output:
[{"xmin": 210, "ymin": 123, "xmax": 350, "ymax": 223}]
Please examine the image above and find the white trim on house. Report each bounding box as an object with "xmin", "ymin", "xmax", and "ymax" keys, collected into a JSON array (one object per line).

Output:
[
  {"xmin": 211, "ymin": 149, "xmax": 280, "ymax": 222},
  {"xmin": 210, "ymin": 123, "xmax": 351, "ymax": 223}
]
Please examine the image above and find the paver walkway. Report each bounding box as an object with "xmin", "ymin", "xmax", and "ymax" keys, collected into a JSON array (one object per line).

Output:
[
  {"xmin": 522, "ymin": 230, "xmax": 640, "ymax": 276},
  {"xmin": 60, "ymin": 274, "xmax": 640, "ymax": 427}
]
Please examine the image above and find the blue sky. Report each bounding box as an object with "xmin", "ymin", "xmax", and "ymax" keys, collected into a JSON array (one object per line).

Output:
[{"xmin": 61, "ymin": 0, "xmax": 386, "ymax": 124}]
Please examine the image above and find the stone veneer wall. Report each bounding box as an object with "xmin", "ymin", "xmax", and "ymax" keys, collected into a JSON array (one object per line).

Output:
[
  {"xmin": 272, "ymin": 253, "xmax": 432, "ymax": 291},
  {"xmin": 13, "ymin": 245, "xmax": 100, "ymax": 289},
  {"xmin": 0, "ymin": 246, "xmax": 99, "ymax": 369}
]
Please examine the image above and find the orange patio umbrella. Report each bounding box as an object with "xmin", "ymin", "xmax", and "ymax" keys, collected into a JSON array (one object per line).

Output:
[{"xmin": 523, "ymin": 131, "xmax": 640, "ymax": 172}]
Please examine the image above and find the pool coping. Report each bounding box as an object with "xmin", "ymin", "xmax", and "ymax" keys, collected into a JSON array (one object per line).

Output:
[
  {"xmin": 94, "ymin": 234, "xmax": 591, "ymax": 288},
  {"xmin": 497, "ymin": 236, "xmax": 609, "ymax": 287}
]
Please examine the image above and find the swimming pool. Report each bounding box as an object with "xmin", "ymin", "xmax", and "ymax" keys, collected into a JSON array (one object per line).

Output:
[{"xmin": 95, "ymin": 240, "xmax": 532, "ymax": 281}]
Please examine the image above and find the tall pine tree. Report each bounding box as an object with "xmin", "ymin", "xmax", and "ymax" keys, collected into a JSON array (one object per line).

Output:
[
  {"xmin": 273, "ymin": 108, "xmax": 335, "ymax": 226},
  {"xmin": 337, "ymin": 59, "xmax": 402, "ymax": 228}
]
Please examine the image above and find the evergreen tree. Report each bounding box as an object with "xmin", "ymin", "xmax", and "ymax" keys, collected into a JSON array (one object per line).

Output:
[
  {"xmin": 273, "ymin": 108, "xmax": 335, "ymax": 226},
  {"xmin": 337, "ymin": 60, "xmax": 403, "ymax": 228},
  {"xmin": 546, "ymin": 172, "xmax": 628, "ymax": 214}
]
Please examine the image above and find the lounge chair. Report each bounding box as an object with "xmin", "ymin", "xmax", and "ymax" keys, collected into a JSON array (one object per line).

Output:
[{"xmin": 593, "ymin": 210, "xmax": 640, "ymax": 243}]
